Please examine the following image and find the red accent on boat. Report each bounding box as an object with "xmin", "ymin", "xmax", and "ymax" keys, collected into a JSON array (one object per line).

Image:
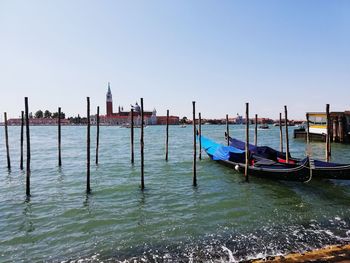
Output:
[{"xmin": 277, "ymin": 157, "xmax": 296, "ymax": 164}]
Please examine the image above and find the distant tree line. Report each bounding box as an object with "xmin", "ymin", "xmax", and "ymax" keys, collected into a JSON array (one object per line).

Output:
[
  {"xmin": 31, "ymin": 110, "xmax": 90, "ymax": 124},
  {"xmin": 34, "ymin": 110, "xmax": 65, "ymax": 119},
  {"xmin": 179, "ymin": 116, "xmax": 188, "ymax": 124},
  {"xmin": 68, "ymin": 115, "xmax": 88, "ymax": 124}
]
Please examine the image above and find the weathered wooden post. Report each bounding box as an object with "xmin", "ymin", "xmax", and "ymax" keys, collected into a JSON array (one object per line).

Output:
[
  {"xmin": 140, "ymin": 98, "xmax": 145, "ymax": 190},
  {"xmin": 226, "ymin": 114, "xmax": 229, "ymax": 146},
  {"xmin": 326, "ymin": 104, "xmax": 331, "ymax": 162},
  {"xmin": 131, "ymin": 109, "xmax": 134, "ymax": 164},
  {"xmin": 254, "ymin": 114, "xmax": 258, "ymax": 146},
  {"xmin": 192, "ymin": 101, "xmax": 197, "ymax": 187},
  {"xmin": 4, "ymin": 112, "xmax": 11, "ymax": 170},
  {"xmin": 58, "ymin": 107, "xmax": 62, "ymax": 167},
  {"xmin": 25, "ymin": 97, "xmax": 31, "ymax": 196},
  {"xmin": 199, "ymin": 112, "xmax": 202, "ymax": 160},
  {"xmin": 86, "ymin": 97, "xmax": 91, "ymax": 194},
  {"xmin": 305, "ymin": 113, "xmax": 313, "ymax": 181},
  {"xmin": 284, "ymin": 106, "xmax": 289, "ymax": 163},
  {"xmin": 279, "ymin": 113, "xmax": 283, "ymax": 153},
  {"xmin": 20, "ymin": 111, "xmax": 24, "ymax": 170},
  {"xmin": 95, "ymin": 106, "xmax": 100, "ymax": 165},
  {"xmin": 306, "ymin": 113, "xmax": 310, "ymax": 145},
  {"xmin": 333, "ymin": 118, "xmax": 337, "ymax": 142},
  {"xmin": 245, "ymin": 103, "xmax": 249, "ymax": 182},
  {"xmin": 339, "ymin": 117, "xmax": 344, "ymax": 143},
  {"xmin": 165, "ymin": 109, "xmax": 169, "ymax": 161}
]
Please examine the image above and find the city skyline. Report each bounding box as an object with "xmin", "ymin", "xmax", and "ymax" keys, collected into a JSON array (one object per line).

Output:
[{"xmin": 1, "ymin": 1, "xmax": 349, "ymax": 120}]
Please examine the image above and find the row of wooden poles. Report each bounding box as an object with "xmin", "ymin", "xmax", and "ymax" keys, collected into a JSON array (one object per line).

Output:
[
  {"xmin": 2, "ymin": 98, "xmax": 31, "ymax": 195},
  {"xmin": 2, "ymin": 97, "xmax": 170, "ymax": 196},
  {"xmin": 2, "ymin": 98, "xmax": 332, "ymax": 197}
]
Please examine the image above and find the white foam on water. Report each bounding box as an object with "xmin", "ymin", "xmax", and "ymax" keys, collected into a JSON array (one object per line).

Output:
[
  {"xmin": 221, "ymin": 245, "xmax": 237, "ymax": 263},
  {"xmin": 244, "ymin": 249, "xmax": 285, "ymax": 262}
]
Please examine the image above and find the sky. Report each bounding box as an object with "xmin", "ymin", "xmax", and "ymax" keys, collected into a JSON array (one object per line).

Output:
[{"xmin": 0, "ymin": 0, "xmax": 349, "ymax": 120}]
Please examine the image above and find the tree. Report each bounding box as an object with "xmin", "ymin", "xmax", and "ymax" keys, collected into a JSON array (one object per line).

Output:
[
  {"xmin": 180, "ymin": 116, "xmax": 188, "ymax": 124},
  {"xmin": 44, "ymin": 110, "xmax": 52, "ymax": 118},
  {"xmin": 52, "ymin": 111, "xmax": 65, "ymax": 119},
  {"xmin": 34, "ymin": 110, "xmax": 43, "ymax": 118}
]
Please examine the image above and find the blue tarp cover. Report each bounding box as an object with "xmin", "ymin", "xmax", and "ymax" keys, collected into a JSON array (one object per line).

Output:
[
  {"xmin": 229, "ymin": 137, "xmax": 288, "ymax": 160},
  {"xmin": 200, "ymin": 136, "xmax": 244, "ymax": 161}
]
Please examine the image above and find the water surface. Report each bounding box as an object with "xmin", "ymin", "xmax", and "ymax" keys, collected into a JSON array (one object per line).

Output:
[{"xmin": 0, "ymin": 125, "xmax": 349, "ymax": 262}]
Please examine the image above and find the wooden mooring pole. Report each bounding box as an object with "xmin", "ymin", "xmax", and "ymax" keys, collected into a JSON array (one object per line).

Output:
[
  {"xmin": 199, "ymin": 112, "xmax": 202, "ymax": 160},
  {"xmin": 306, "ymin": 113, "xmax": 313, "ymax": 181},
  {"xmin": 245, "ymin": 103, "xmax": 249, "ymax": 182},
  {"xmin": 86, "ymin": 97, "xmax": 91, "ymax": 194},
  {"xmin": 279, "ymin": 112, "xmax": 283, "ymax": 153},
  {"xmin": 284, "ymin": 106, "xmax": 290, "ymax": 163},
  {"xmin": 254, "ymin": 114, "xmax": 258, "ymax": 146},
  {"xmin": 131, "ymin": 109, "xmax": 134, "ymax": 164},
  {"xmin": 192, "ymin": 101, "xmax": 197, "ymax": 187},
  {"xmin": 25, "ymin": 97, "xmax": 31, "ymax": 197},
  {"xmin": 165, "ymin": 109, "xmax": 169, "ymax": 161},
  {"xmin": 326, "ymin": 104, "xmax": 331, "ymax": 162},
  {"xmin": 58, "ymin": 107, "xmax": 62, "ymax": 167},
  {"xmin": 20, "ymin": 111, "xmax": 24, "ymax": 170},
  {"xmin": 333, "ymin": 118, "xmax": 337, "ymax": 142},
  {"xmin": 4, "ymin": 112, "xmax": 11, "ymax": 170},
  {"xmin": 95, "ymin": 106, "xmax": 100, "ymax": 165},
  {"xmin": 306, "ymin": 113, "xmax": 310, "ymax": 145},
  {"xmin": 140, "ymin": 98, "xmax": 145, "ymax": 190},
  {"xmin": 226, "ymin": 114, "xmax": 229, "ymax": 146}
]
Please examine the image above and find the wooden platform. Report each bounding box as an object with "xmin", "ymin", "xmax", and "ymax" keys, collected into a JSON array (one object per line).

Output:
[
  {"xmin": 294, "ymin": 129, "xmax": 326, "ymax": 142},
  {"xmin": 248, "ymin": 244, "xmax": 350, "ymax": 262}
]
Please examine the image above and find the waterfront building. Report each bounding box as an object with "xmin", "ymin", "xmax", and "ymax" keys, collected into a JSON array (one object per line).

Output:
[
  {"xmin": 294, "ymin": 111, "xmax": 350, "ymax": 143},
  {"xmin": 91, "ymin": 83, "xmax": 179, "ymax": 126},
  {"xmin": 6, "ymin": 117, "xmax": 70, "ymax": 126}
]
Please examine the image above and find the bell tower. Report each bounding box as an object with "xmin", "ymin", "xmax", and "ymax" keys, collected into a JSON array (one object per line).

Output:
[{"xmin": 106, "ymin": 82, "xmax": 113, "ymax": 116}]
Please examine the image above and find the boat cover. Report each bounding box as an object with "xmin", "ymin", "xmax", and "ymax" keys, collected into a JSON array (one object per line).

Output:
[
  {"xmin": 229, "ymin": 136, "xmax": 346, "ymax": 168},
  {"xmin": 200, "ymin": 136, "xmax": 245, "ymax": 161},
  {"xmin": 228, "ymin": 137, "xmax": 288, "ymax": 160}
]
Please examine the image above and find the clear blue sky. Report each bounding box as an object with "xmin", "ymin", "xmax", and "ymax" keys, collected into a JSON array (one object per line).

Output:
[{"xmin": 0, "ymin": 0, "xmax": 349, "ymax": 120}]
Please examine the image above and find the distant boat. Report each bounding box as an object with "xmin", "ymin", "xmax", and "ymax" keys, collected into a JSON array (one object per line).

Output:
[
  {"xmin": 259, "ymin": 124, "xmax": 269, "ymax": 129},
  {"xmin": 273, "ymin": 123, "xmax": 294, "ymax": 127},
  {"xmin": 121, "ymin": 124, "xmax": 144, "ymax": 128}
]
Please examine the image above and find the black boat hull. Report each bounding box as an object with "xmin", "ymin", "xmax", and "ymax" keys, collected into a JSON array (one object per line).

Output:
[
  {"xmin": 208, "ymin": 154, "xmax": 311, "ymax": 182},
  {"xmin": 226, "ymin": 135, "xmax": 350, "ymax": 180},
  {"xmin": 311, "ymin": 165, "xmax": 350, "ymax": 180}
]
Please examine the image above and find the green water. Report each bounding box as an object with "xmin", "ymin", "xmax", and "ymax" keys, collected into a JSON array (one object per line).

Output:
[{"xmin": 0, "ymin": 125, "xmax": 349, "ymax": 262}]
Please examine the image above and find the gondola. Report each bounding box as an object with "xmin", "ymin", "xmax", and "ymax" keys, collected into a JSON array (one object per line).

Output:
[
  {"xmin": 225, "ymin": 135, "xmax": 350, "ymax": 180},
  {"xmin": 258, "ymin": 124, "xmax": 269, "ymax": 129},
  {"xmin": 200, "ymin": 136, "xmax": 311, "ymax": 182}
]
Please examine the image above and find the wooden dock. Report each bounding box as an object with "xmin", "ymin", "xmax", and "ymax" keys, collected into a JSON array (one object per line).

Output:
[{"xmin": 249, "ymin": 244, "xmax": 350, "ymax": 263}]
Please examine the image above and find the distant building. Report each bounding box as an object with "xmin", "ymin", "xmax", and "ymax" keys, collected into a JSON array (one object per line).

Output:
[
  {"xmin": 294, "ymin": 111, "xmax": 350, "ymax": 143},
  {"xmin": 307, "ymin": 111, "xmax": 350, "ymax": 143},
  {"xmin": 6, "ymin": 118, "xmax": 70, "ymax": 126},
  {"xmin": 235, "ymin": 114, "xmax": 243, "ymax": 124},
  {"xmin": 91, "ymin": 83, "xmax": 179, "ymax": 125}
]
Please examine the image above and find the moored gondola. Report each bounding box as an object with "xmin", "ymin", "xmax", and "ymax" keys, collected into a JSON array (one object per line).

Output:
[
  {"xmin": 201, "ymin": 136, "xmax": 311, "ymax": 182},
  {"xmin": 225, "ymin": 135, "xmax": 350, "ymax": 180}
]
